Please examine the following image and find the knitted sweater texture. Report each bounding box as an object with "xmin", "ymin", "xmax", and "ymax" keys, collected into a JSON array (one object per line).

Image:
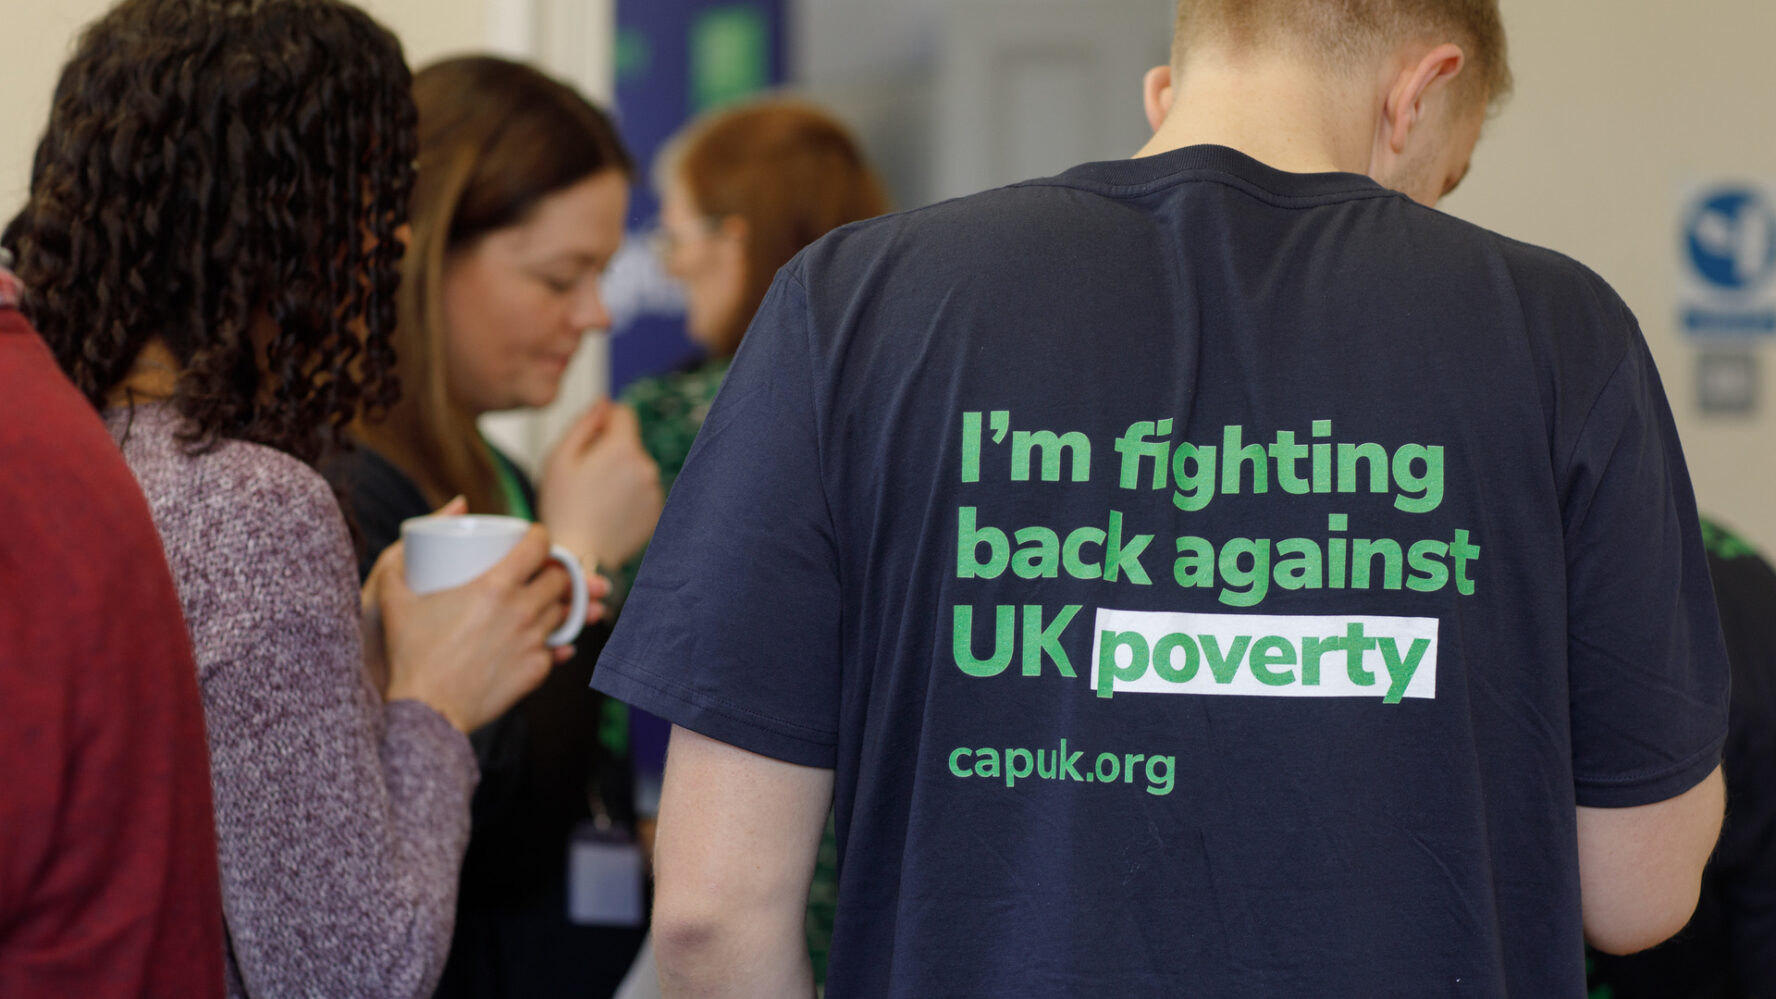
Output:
[{"xmin": 109, "ymin": 404, "xmax": 477, "ymax": 999}]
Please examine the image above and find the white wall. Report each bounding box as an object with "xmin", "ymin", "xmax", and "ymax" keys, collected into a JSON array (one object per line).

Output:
[
  {"xmin": 0, "ymin": 3, "xmax": 102, "ymax": 216},
  {"xmin": 363, "ymin": 0, "xmax": 489, "ymax": 65},
  {"xmin": 1447, "ymin": 0, "xmax": 1776, "ymax": 556},
  {"xmin": 0, "ymin": 0, "xmax": 489, "ymax": 222},
  {"xmin": 792, "ymin": 0, "xmax": 1171, "ymax": 209}
]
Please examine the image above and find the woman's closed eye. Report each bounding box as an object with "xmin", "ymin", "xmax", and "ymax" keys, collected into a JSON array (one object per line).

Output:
[{"xmin": 535, "ymin": 272, "xmax": 578, "ymax": 294}]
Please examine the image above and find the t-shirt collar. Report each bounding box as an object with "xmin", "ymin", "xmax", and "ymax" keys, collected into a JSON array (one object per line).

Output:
[{"xmin": 1047, "ymin": 143, "xmax": 1391, "ymax": 202}]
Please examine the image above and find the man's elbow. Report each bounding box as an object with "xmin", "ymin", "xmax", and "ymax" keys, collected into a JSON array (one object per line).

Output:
[
  {"xmin": 1577, "ymin": 766, "xmax": 1725, "ymax": 957},
  {"xmin": 651, "ymin": 895, "xmax": 732, "ymax": 970},
  {"xmin": 1583, "ymin": 884, "xmax": 1703, "ymax": 956}
]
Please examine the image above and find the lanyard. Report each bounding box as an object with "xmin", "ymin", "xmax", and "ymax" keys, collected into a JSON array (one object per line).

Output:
[{"xmin": 488, "ymin": 443, "xmax": 535, "ymax": 521}]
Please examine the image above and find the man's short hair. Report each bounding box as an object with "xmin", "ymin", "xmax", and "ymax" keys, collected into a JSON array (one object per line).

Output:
[{"xmin": 1174, "ymin": 0, "xmax": 1512, "ymax": 108}]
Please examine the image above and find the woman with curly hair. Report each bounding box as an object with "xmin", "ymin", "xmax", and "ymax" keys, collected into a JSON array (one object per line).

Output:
[
  {"xmin": 4, "ymin": 2, "xmax": 584, "ymax": 995},
  {"xmin": 327, "ymin": 55, "xmax": 660, "ymax": 997}
]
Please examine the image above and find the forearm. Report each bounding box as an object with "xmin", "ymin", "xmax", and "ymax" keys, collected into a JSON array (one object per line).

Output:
[{"xmin": 651, "ymin": 726, "xmax": 832, "ymax": 999}]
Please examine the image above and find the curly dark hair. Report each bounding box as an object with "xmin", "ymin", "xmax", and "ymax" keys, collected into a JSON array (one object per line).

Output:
[{"xmin": 2, "ymin": 0, "xmax": 415, "ymax": 465}]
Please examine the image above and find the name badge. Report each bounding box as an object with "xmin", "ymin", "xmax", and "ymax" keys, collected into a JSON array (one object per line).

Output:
[{"xmin": 568, "ymin": 821, "xmax": 645, "ymax": 927}]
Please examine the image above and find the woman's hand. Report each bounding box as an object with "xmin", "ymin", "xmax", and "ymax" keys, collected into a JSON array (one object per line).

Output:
[
  {"xmin": 538, "ymin": 399, "xmax": 664, "ymax": 570},
  {"xmin": 361, "ymin": 496, "xmax": 468, "ymax": 696},
  {"xmin": 374, "ymin": 523, "xmax": 575, "ymax": 734}
]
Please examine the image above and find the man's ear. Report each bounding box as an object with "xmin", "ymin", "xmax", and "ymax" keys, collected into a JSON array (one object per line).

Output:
[
  {"xmin": 1143, "ymin": 64, "xmax": 1175, "ymax": 133},
  {"xmin": 1379, "ymin": 42, "xmax": 1466, "ymax": 155}
]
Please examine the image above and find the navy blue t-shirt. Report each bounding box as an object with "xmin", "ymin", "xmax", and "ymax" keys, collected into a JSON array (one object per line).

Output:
[{"xmin": 595, "ymin": 145, "xmax": 1730, "ymax": 997}]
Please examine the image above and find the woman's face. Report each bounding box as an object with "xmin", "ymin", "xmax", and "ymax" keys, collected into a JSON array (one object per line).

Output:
[
  {"xmin": 658, "ymin": 176, "xmax": 747, "ymax": 354},
  {"xmin": 442, "ymin": 168, "xmax": 629, "ymax": 415}
]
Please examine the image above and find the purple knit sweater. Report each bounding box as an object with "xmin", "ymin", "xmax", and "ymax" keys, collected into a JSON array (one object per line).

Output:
[{"xmin": 109, "ymin": 404, "xmax": 477, "ymax": 999}]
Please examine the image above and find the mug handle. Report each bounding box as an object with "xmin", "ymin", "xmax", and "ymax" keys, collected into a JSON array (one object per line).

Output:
[{"xmin": 546, "ymin": 545, "xmax": 590, "ymax": 648}]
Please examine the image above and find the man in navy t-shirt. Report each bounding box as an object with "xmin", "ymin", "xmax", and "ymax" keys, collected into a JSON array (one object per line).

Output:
[{"xmin": 595, "ymin": 2, "xmax": 1731, "ymax": 995}]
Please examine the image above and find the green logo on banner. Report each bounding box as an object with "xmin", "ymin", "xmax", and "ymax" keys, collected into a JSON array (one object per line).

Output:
[
  {"xmin": 691, "ymin": 4, "xmax": 770, "ymax": 112},
  {"xmin": 615, "ymin": 27, "xmax": 652, "ymax": 84}
]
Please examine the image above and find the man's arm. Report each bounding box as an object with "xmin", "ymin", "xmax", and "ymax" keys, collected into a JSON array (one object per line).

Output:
[
  {"xmin": 1577, "ymin": 765, "xmax": 1725, "ymax": 955},
  {"xmin": 651, "ymin": 726, "xmax": 834, "ymax": 998}
]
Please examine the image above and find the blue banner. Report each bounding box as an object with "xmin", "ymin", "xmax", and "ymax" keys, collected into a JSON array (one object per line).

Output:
[{"xmin": 610, "ymin": 0, "xmax": 786, "ymax": 395}]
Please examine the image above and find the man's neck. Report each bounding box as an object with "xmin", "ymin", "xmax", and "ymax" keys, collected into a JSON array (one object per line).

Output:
[{"xmin": 1135, "ymin": 51, "xmax": 1380, "ymax": 177}]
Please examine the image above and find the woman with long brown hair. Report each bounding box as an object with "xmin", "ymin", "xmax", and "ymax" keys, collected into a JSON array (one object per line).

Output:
[{"xmin": 326, "ymin": 55, "xmax": 661, "ymax": 997}]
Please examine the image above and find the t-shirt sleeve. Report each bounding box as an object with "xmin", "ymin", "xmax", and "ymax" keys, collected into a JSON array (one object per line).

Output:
[
  {"xmin": 1562, "ymin": 330, "xmax": 1731, "ymax": 808},
  {"xmin": 595, "ymin": 267, "xmax": 841, "ymax": 768}
]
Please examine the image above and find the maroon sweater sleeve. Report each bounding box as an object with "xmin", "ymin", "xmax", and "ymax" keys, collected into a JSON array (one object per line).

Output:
[{"xmin": 0, "ymin": 309, "xmax": 226, "ymax": 997}]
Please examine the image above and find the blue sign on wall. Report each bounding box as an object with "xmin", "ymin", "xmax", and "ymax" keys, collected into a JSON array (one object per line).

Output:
[
  {"xmin": 1681, "ymin": 182, "xmax": 1776, "ymax": 335},
  {"xmin": 1686, "ymin": 188, "xmax": 1776, "ymax": 291}
]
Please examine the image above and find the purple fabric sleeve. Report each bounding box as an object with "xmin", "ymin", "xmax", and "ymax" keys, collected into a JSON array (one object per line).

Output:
[{"xmin": 113, "ymin": 405, "xmax": 477, "ymax": 998}]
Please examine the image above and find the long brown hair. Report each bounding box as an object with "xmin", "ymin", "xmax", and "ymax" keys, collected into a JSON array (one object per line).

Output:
[
  {"xmin": 662, "ymin": 98, "xmax": 889, "ymax": 354},
  {"xmin": 6, "ymin": 0, "xmax": 413, "ymax": 465},
  {"xmin": 355, "ymin": 55, "xmax": 633, "ymax": 512}
]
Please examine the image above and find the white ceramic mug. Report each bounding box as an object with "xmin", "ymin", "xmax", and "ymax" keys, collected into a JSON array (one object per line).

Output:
[{"xmin": 401, "ymin": 514, "xmax": 588, "ymax": 648}]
